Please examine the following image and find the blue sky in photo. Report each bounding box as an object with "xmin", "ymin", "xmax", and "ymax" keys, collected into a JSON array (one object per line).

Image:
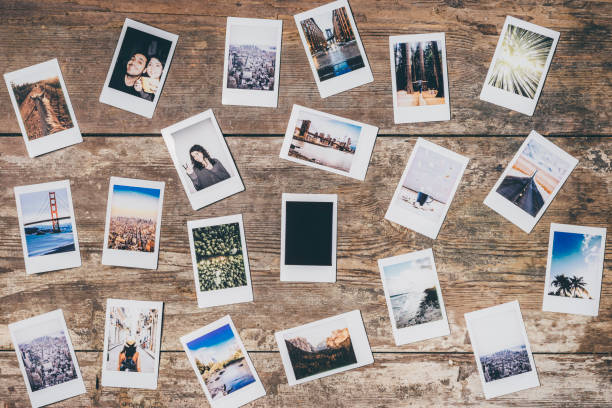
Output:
[
  {"xmin": 550, "ymin": 231, "xmax": 603, "ymax": 287},
  {"xmin": 19, "ymin": 188, "xmax": 70, "ymax": 224},
  {"xmin": 187, "ymin": 324, "xmax": 234, "ymax": 351}
]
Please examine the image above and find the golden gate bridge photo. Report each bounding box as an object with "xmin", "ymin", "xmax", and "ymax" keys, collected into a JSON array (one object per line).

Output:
[{"xmin": 19, "ymin": 188, "xmax": 75, "ymax": 257}]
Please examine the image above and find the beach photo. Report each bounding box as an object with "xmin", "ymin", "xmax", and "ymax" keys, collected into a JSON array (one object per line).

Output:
[
  {"xmin": 275, "ymin": 310, "xmax": 373, "ymax": 386},
  {"xmin": 223, "ymin": 18, "xmax": 282, "ymax": 107},
  {"xmin": 294, "ymin": 0, "xmax": 372, "ymax": 97},
  {"xmin": 385, "ymin": 138, "xmax": 469, "ymax": 239},
  {"xmin": 4, "ymin": 59, "xmax": 81, "ymax": 157},
  {"xmin": 181, "ymin": 316, "xmax": 265, "ymax": 406},
  {"xmin": 390, "ymin": 33, "xmax": 450, "ymax": 123},
  {"xmin": 102, "ymin": 177, "xmax": 164, "ymax": 269},
  {"xmin": 543, "ymin": 224, "xmax": 606, "ymax": 316},
  {"xmin": 480, "ymin": 16, "xmax": 559, "ymax": 116},
  {"xmin": 102, "ymin": 299, "xmax": 163, "ymax": 389},
  {"xmin": 465, "ymin": 301, "xmax": 539, "ymax": 399},
  {"xmin": 484, "ymin": 131, "xmax": 578, "ymax": 233},
  {"xmin": 9, "ymin": 310, "xmax": 85, "ymax": 407},
  {"xmin": 284, "ymin": 318, "xmax": 357, "ymax": 380},
  {"xmin": 280, "ymin": 105, "xmax": 378, "ymax": 180},
  {"xmin": 14, "ymin": 180, "xmax": 81, "ymax": 274},
  {"xmin": 161, "ymin": 110, "xmax": 244, "ymax": 210},
  {"xmin": 100, "ymin": 19, "xmax": 178, "ymax": 118},
  {"xmin": 281, "ymin": 194, "xmax": 337, "ymax": 282}
]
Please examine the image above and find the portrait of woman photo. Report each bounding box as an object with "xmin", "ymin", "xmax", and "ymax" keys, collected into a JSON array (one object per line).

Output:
[
  {"xmin": 183, "ymin": 145, "xmax": 231, "ymax": 191},
  {"xmin": 108, "ymin": 27, "xmax": 172, "ymax": 101}
]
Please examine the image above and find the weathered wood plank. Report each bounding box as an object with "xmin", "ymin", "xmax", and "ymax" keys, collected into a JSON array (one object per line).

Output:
[
  {"xmin": 0, "ymin": 0, "xmax": 610, "ymax": 135},
  {"xmin": 0, "ymin": 351, "xmax": 610, "ymax": 407},
  {"xmin": 0, "ymin": 137, "xmax": 609, "ymax": 353}
]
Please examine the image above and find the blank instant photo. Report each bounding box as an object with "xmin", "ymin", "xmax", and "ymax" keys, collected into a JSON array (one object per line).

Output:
[
  {"xmin": 99, "ymin": 18, "xmax": 178, "ymax": 118},
  {"xmin": 187, "ymin": 214, "xmax": 253, "ymax": 309},
  {"xmin": 281, "ymin": 193, "xmax": 337, "ymax": 282},
  {"xmin": 101, "ymin": 299, "xmax": 164, "ymax": 389},
  {"xmin": 275, "ymin": 310, "xmax": 373, "ymax": 386},
  {"xmin": 480, "ymin": 16, "xmax": 560, "ymax": 116},
  {"xmin": 161, "ymin": 109, "xmax": 244, "ymax": 211},
  {"xmin": 4, "ymin": 58, "xmax": 82, "ymax": 157},
  {"xmin": 378, "ymin": 248, "xmax": 450, "ymax": 346},
  {"xmin": 542, "ymin": 223, "xmax": 606, "ymax": 316},
  {"xmin": 294, "ymin": 0, "xmax": 373, "ymax": 98},
  {"xmin": 483, "ymin": 130, "xmax": 578, "ymax": 234},
  {"xmin": 389, "ymin": 33, "xmax": 450, "ymax": 124},
  {"xmin": 222, "ymin": 17, "xmax": 282, "ymax": 107},
  {"xmin": 181, "ymin": 315, "xmax": 266, "ymax": 408},
  {"xmin": 279, "ymin": 104, "xmax": 378, "ymax": 181},
  {"xmin": 9, "ymin": 309, "xmax": 86, "ymax": 408},
  {"xmin": 101, "ymin": 177, "xmax": 165, "ymax": 270},
  {"xmin": 385, "ymin": 138, "xmax": 469, "ymax": 239},
  {"xmin": 14, "ymin": 179, "xmax": 81, "ymax": 275},
  {"xmin": 465, "ymin": 300, "xmax": 539, "ymax": 399}
]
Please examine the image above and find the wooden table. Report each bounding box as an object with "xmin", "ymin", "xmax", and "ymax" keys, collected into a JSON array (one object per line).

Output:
[{"xmin": 1, "ymin": 1, "xmax": 610, "ymax": 406}]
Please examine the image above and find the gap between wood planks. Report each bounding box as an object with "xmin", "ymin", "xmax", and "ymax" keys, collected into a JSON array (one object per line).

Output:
[{"xmin": 0, "ymin": 133, "xmax": 610, "ymax": 138}]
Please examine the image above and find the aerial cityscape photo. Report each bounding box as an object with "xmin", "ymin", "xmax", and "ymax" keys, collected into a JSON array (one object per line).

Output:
[
  {"xmin": 226, "ymin": 24, "xmax": 277, "ymax": 91},
  {"xmin": 107, "ymin": 184, "xmax": 160, "ymax": 252},
  {"xmin": 300, "ymin": 7, "xmax": 365, "ymax": 81},
  {"xmin": 15, "ymin": 320, "xmax": 78, "ymax": 392}
]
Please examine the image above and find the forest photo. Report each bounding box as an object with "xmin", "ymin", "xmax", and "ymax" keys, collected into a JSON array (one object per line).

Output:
[
  {"xmin": 11, "ymin": 76, "xmax": 73, "ymax": 140},
  {"xmin": 394, "ymin": 40, "xmax": 445, "ymax": 107}
]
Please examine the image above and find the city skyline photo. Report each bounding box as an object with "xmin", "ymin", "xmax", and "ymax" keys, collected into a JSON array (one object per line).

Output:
[
  {"xmin": 227, "ymin": 23, "xmax": 277, "ymax": 91},
  {"xmin": 548, "ymin": 231, "xmax": 603, "ymax": 299}
]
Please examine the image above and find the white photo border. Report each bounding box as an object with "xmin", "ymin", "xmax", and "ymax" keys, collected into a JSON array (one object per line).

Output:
[
  {"xmin": 275, "ymin": 309, "xmax": 373, "ymax": 386},
  {"xmin": 378, "ymin": 248, "xmax": 450, "ymax": 346},
  {"xmin": 294, "ymin": 0, "xmax": 373, "ymax": 98},
  {"xmin": 222, "ymin": 17, "xmax": 283, "ymax": 108},
  {"xmin": 101, "ymin": 298, "xmax": 164, "ymax": 389},
  {"xmin": 389, "ymin": 33, "xmax": 451, "ymax": 124},
  {"xmin": 279, "ymin": 104, "xmax": 378, "ymax": 181},
  {"xmin": 187, "ymin": 214, "xmax": 254, "ymax": 308},
  {"xmin": 99, "ymin": 18, "xmax": 179, "ymax": 118},
  {"xmin": 465, "ymin": 300, "xmax": 540, "ymax": 399},
  {"xmin": 14, "ymin": 179, "xmax": 81, "ymax": 275},
  {"xmin": 384, "ymin": 137, "xmax": 469, "ymax": 239},
  {"xmin": 161, "ymin": 109, "xmax": 245, "ymax": 210},
  {"xmin": 479, "ymin": 16, "xmax": 560, "ymax": 116},
  {"xmin": 180, "ymin": 315, "xmax": 266, "ymax": 408},
  {"xmin": 9, "ymin": 309, "xmax": 86, "ymax": 408},
  {"xmin": 280, "ymin": 193, "xmax": 338, "ymax": 282},
  {"xmin": 101, "ymin": 176, "xmax": 165, "ymax": 270},
  {"xmin": 542, "ymin": 223, "xmax": 606, "ymax": 316},
  {"xmin": 483, "ymin": 130, "xmax": 578, "ymax": 233}
]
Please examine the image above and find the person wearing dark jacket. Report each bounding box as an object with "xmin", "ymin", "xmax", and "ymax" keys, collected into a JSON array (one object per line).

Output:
[{"xmin": 184, "ymin": 144, "xmax": 231, "ymax": 191}]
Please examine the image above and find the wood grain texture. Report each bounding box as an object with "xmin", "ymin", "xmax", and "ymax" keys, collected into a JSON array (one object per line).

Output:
[
  {"xmin": 0, "ymin": 0, "xmax": 610, "ymax": 135},
  {"xmin": 0, "ymin": 351, "xmax": 610, "ymax": 407},
  {"xmin": 0, "ymin": 137, "xmax": 609, "ymax": 355}
]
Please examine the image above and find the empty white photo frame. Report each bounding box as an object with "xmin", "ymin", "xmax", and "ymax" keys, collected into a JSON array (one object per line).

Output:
[
  {"xmin": 378, "ymin": 249, "xmax": 450, "ymax": 345},
  {"xmin": 480, "ymin": 16, "xmax": 560, "ymax": 116},
  {"xmin": 483, "ymin": 130, "xmax": 578, "ymax": 233},
  {"xmin": 9, "ymin": 309, "xmax": 86, "ymax": 407},
  {"xmin": 222, "ymin": 17, "xmax": 282, "ymax": 107},
  {"xmin": 275, "ymin": 309, "xmax": 373, "ymax": 386},
  {"xmin": 181, "ymin": 315, "xmax": 266, "ymax": 407},
  {"xmin": 281, "ymin": 193, "xmax": 337, "ymax": 282},
  {"xmin": 389, "ymin": 33, "xmax": 450, "ymax": 123},
  {"xmin": 542, "ymin": 223, "xmax": 606, "ymax": 316},
  {"xmin": 294, "ymin": 0, "xmax": 373, "ymax": 98},
  {"xmin": 279, "ymin": 104, "xmax": 378, "ymax": 181},
  {"xmin": 99, "ymin": 18, "xmax": 178, "ymax": 118},
  {"xmin": 161, "ymin": 109, "xmax": 244, "ymax": 210},
  {"xmin": 4, "ymin": 58, "xmax": 82, "ymax": 157},
  {"xmin": 101, "ymin": 298, "xmax": 164, "ymax": 389},
  {"xmin": 385, "ymin": 138, "xmax": 469, "ymax": 239},
  {"xmin": 14, "ymin": 179, "xmax": 81, "ymax": 274},
  {"xmin": 465, "ymin": 300, "xmax": 539, "ymax": 399},
  {"xmin": 187, "ymin": 214, "xmax": 254, "ymax": 308},
  {"xmin": 101, "ymin": 177, "xmax": 165, "ymax": 270}
]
